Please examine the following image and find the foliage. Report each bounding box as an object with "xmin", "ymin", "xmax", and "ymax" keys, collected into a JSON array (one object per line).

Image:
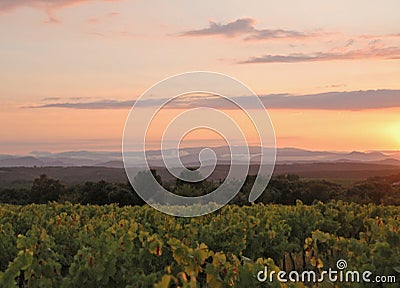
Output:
[
  {"xmin": 0, "ymin": 202, "xmax": 398, "ymax": 287},
  {"xmin": 2, "ymin": 172, "xmax": 400, "ymax": 206}
]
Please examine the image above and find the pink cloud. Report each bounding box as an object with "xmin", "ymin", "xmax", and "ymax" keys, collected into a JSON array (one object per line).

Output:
[
  {"xmin": 181, "ymin": 18, "xmax": 318, "ymax": 41},
  {"xmin": 0, "ymin": 0, "xmax": 122, "ymax": 22},
  {"xmin": 0, "ymin": 0, "xmax": 121, "ymax": 11},
  {"xmin": 241, "ymin": 46, "xmax": 400, "ymax": 63},
  {"xmin": 87, "ymin": 11, "xmax": 120, "ymax": 24}
]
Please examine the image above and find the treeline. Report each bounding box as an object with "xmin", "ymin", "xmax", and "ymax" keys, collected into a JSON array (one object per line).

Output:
[
  {"xmin": 0, "ymin": 174, "xmax": 145, "ymax": 206},
  {"xmin": 253, "ymin": 174, "xmax": 400, "ymax": 206},
  {"xmin": 1, "ymin": 171, "xmax": 400, "ymax": 206}
]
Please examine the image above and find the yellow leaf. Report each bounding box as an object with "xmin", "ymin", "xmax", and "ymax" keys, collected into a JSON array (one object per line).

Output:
[
  {"xmin": 154, "ymin": 275, "xmax": 172, "ymax": 288},
  {"xmin": 212, "ymin": 252, "xmax": 226, "ymax": 267}
]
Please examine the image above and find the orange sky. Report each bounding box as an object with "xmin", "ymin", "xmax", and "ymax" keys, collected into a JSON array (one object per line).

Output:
[{"xmin": 0, "ymin": 0, "xmax": 400, "ymax": 154}]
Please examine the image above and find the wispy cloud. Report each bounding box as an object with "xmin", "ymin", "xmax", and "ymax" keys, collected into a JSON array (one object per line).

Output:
[
  {"xmin": 172, "ymin": 89, "xmax": 400, "ymax": 110},
  {"xmin": 181, "ymin": 18, "xmax": 400, "ymax": 64},
  {"xmin": 244, "ymin": 28, "xmax": 313, "ymax": 41},
  {"xmin": 40, "ymin": 96, "xmax": 92, "ymax": 102},
  {"xmin": 87, "ymin": 12, "xmax": 120, "ymax": 24},
  {"xmin": 260, "ymin": 89, "xmax": 400, "ymax": 110},
  {"xmin": 0, "ymin": 0, "xmax": 122, "ymax": 22},
  {"xmin": 181, "ymin": 18, "xmax": 255, "ymax": 38},
  {"xmin": 41, "ymin": 97, "xmax": 62, "ymax": 101},
  {"xmin": 0, "ymin": 0, "xmax": 121, "ymax": 12},
  {"xmin": 26, "ymin": 89, "xmax": 400, "ymax": 111},
  {"xmin": 88, "ymin": 29, "xmax": 139, "ymax": 39},
  {"xmin": 240, "ymin": 46, "xmax": 400, "ymax": 63},
  {"xmin": 180, "ymin": 18, "xmax": 317, "ymax": 41},
  {"xmin": 27, "ymin": 99, "xmax": 135, "ymax": 109}
]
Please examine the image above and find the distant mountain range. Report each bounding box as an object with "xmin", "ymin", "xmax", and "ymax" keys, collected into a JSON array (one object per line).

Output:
[{"xmin": 0, "ymin": 147, "xmax": 399, "ymax": 168}]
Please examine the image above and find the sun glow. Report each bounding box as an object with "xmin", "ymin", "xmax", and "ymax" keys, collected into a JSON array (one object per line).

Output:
[{"xmin": 386, "ymin": 123, "xmax": 400, "ymax": 148}]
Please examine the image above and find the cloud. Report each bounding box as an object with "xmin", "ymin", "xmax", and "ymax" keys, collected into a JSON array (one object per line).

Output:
[
  {"xmin": 0, "ymin": 0, "xmax": 120, "ymax": 12},
  {"xmin": 26, "ymin": 89, "xmax": 400, "ymax": 111},
  {"xmin": 0, "ymin": 0, "xmax": 122, "ymax": 22},
  {"xmin": 181, "ymin": 18, "xmax": 256, "ymax": 38},
  {"xmin": 40, "ymin": 96, "xmax": 92, "ymax": 102},
  {"xmin": 27, "ymin": 99, "xmax": 135, "ymax": 109},
  {"xmin": 87, "ymin": 12, "xmax": 120, "ymax": 24},
  {"xmin": 244, "ymin": 29, "xmax": 312, "ymax": 41},
  {"xmin": 344, "ymin": 39, "xmax": 355, "ymax": 47},
  {"xmin": 240, "ymin": 46, "xmax": 400, "ymax": 63},
  {"xmin": 180, "ymin": 18, "xmax": 400, "ymax": 65},
  {"xmin": 41, "ymin": 97, "xmax": 62, "ymax": 101},
  {"xmin": 260, "ymin": 89, "xmax": 400, "ymax": 110},
  {"xmin": 175, "ymin": 90, "xmax": 400, "ymax": 110},
  {"xmin": 180, "ymin": 18, "xmax": 316, "ymax": 40}
]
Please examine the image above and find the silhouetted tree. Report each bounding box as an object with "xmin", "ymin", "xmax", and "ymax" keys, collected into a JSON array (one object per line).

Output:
[
  {"xmin": 0, "ymin": 188, "xmax": 30, "ymax": 204},
  {"xmin": 175, "ymin": 168, "xmax": 205, "ymax": 189},
  {"xmin": 30, "ymin": 174, "xmax": 65, "ymax": 204},
  {"xmin": 80, "ymin": 180, "xmax": 112, "ymax": 205}
]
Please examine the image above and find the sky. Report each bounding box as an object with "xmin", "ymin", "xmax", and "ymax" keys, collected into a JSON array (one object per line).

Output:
[{"xmin": 0, "ymin": 0, "xmax": 400, "ymax": 154}]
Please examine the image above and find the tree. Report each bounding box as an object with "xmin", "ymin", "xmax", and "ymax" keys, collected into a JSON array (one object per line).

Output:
[
  {"xmin": 0, "ymin": 188, "xmax": 30, "ymax": 205},
  {"xmin": 108, "ymin": 183, "xmax": 145, "ymax": 207},
  {"xmin": 133, "ymin": 170, "xmax": 162, "ymax": 200},
  {"xmin": 175, "ymin": 168, "xmax": 205, "ymax": 189},
  {"xmin": 30, "ymin": 174, "xmax": 65, "ymax": 204},
  {"xmin": 345, "ymin": 180, "xmax": 393, "ymax": 205},
  {"xmin": 79, "ymin": 180, "xmax": 111, "ymax": 205}
]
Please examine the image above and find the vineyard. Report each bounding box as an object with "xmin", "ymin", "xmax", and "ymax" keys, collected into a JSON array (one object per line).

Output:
[{"xmin": 0, "ymin": 202, "xmax": 398, "ymax": 287}]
